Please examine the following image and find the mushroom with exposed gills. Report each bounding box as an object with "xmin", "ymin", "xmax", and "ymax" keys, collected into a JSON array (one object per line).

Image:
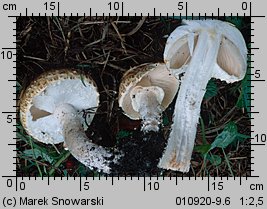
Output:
[
  {"xmin": 158, "ymin": 20, "xmax": 247, "ymax": 172},
  {"xmin": 20, "ymin": 69, "xmax": 120, "ymax": 173},
  {"xmin": 119, "ymin": 63, "xmax": 179, "ymax": 132}
]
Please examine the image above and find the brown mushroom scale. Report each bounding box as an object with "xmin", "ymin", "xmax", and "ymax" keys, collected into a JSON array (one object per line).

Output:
[
  {"xmin": 119, "ymin": 63, "xmax": 179, "ymax": 132},
  {"xmin": 20, "ymin": 69, "xmax": 120, "ymax": 173}
]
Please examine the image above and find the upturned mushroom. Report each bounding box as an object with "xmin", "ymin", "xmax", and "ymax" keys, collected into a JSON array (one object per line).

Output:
[
  {"xmin": 20, "ymin": 69, "xmax": 120, "ymax": 173},
  {"xmin": 119, "ymin": 63, "xmax": 179, "ymax": 132},
  {"xmin": 158, "ymin": 20, "xmax": 247, "ymax": 172}
]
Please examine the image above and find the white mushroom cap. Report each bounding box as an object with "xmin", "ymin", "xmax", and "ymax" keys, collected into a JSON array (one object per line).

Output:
[
  {"xmin": 118, "ymin": 63, "xmax": 179, "ymax": 120},
  {"xmin": 20, "ymin": 69, "xmax": 99, "ymax": 144},
  {"xmin": 164, "ymin": 19, "xmax": 247, "ymax": 83},
  {"xmin": 159, "ymin": 19, "xmax": 248, "ymax": 172}
]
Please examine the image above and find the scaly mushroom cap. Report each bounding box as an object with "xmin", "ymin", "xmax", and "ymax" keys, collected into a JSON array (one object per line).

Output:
[
  {"xmin": 20, "ymin": 69, "xmax": 99, "ymax": 144},
  {"xmin": 118, "ymin": 63, "xmax": 179, "ymax": 120},
  {"xmin": 164, "ymin": 19, "xmax": 247, "ymax": 82}
]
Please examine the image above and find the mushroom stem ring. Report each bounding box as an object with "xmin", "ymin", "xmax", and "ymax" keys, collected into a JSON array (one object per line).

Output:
[
  {"xmin": 131, "ymin": 85, "xmax": 165, "ymax": 132},
  {"xmin": 119, "ymin": 63, "xmax": 179, "ymax": 133},
  {"xmin": 159, "ymin": 20, "xmax": 247, "ymax": 172},
  {"xmin": 159, "ymin": 30, "xmax": 221, "ymax": 171}
]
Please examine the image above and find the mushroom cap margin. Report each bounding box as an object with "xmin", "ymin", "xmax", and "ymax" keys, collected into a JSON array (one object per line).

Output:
[
  {"xmin": 20, "ymin": 69, "xmax": 99, "ymax": 144},
  {"xmin": 118, "ymin": 63, "xmax": 179, "ymax": 120},
  {"xmin": 164, "ymin": 19, "xmax": 248, "ymax": 83}
]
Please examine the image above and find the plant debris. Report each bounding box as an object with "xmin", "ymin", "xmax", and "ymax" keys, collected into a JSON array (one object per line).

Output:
[{"xmin": 17, "ymin": 16, "xmax": 251, "ymax": 177}]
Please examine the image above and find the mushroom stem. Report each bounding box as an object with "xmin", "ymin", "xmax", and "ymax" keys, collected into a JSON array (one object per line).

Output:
[
  {"xmin": 54, "ymin": 103, "xmax": 120, "ymax": 173},
  {"xmin": 159, "ymin": 30, "xmax": 222, "ymax": 172},
  {"xmin": 130, "ymin": 86, "xmax": 164, "ymax": 132}
]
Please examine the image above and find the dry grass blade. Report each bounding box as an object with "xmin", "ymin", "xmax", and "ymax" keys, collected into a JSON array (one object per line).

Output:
[
  {"xmin": 16, "ymin": 16, "xmax": 251, "ymax": 177},
  {"xmin": 122, "ymin": 16, "xmax": 147, "ymax": 36},
  {"xmin": 111, "ymin": 21, "xmax": 127, "ymax": 54}
]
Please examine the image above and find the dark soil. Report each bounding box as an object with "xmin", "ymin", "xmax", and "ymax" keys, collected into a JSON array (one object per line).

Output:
[{"xmin": 16, "ymin": 16, "xmax": 251, "ymax": 177}]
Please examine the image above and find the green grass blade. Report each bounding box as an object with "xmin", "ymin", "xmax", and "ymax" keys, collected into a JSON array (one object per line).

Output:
[
  {"xmin": 23, "ymin": 149, "xmax": 55, "ymax": 164},
  {"xmin": 199, "ymin": 117, "xmax": 207, "ymax": 145},
  {"xmin": 28, "ymin": 137, "xmax": 43, "ymax": 177},
  {"xmin": 48, "ymin": 151, "xmax": 71, "ymax": 176},
  {"xmin": 210, "ymin": 122, "xmax": 238, "ymax": 150}
]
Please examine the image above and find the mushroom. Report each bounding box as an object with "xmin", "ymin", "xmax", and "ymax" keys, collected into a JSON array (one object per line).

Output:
[
  {"xmin": 20, "ymin": 69, "xmax": 120, "ymax": 173},
  {"xmin": 158, "ymin": 20, "xmax": 247, "ymax": 172},
  {"xmin": 119, "ymin": 63, "xmax": 179, "ymax": 132}
]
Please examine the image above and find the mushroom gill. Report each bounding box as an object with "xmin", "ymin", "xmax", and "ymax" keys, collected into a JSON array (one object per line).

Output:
[
  {"xmin": 20, "ymin": 69, "xmax": 121, "ymax": 173},
  {"xmin": 159, "ymin": 20, "xmax": 247, "ymax": 172}
]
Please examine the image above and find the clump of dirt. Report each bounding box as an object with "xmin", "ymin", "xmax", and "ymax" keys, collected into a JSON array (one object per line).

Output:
[
  {"xmin": 111, "ymin": 131, "xmax": 166, "ymax": 175},
  {"xmin": 16, "ymin": 16, "xmax": 251, "ymax": 177}
]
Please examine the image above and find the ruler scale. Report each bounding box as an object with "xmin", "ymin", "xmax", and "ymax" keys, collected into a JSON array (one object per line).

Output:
[{"xmin": 0, "ymin": 0, "xmax": 266, "ymax": 208}]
